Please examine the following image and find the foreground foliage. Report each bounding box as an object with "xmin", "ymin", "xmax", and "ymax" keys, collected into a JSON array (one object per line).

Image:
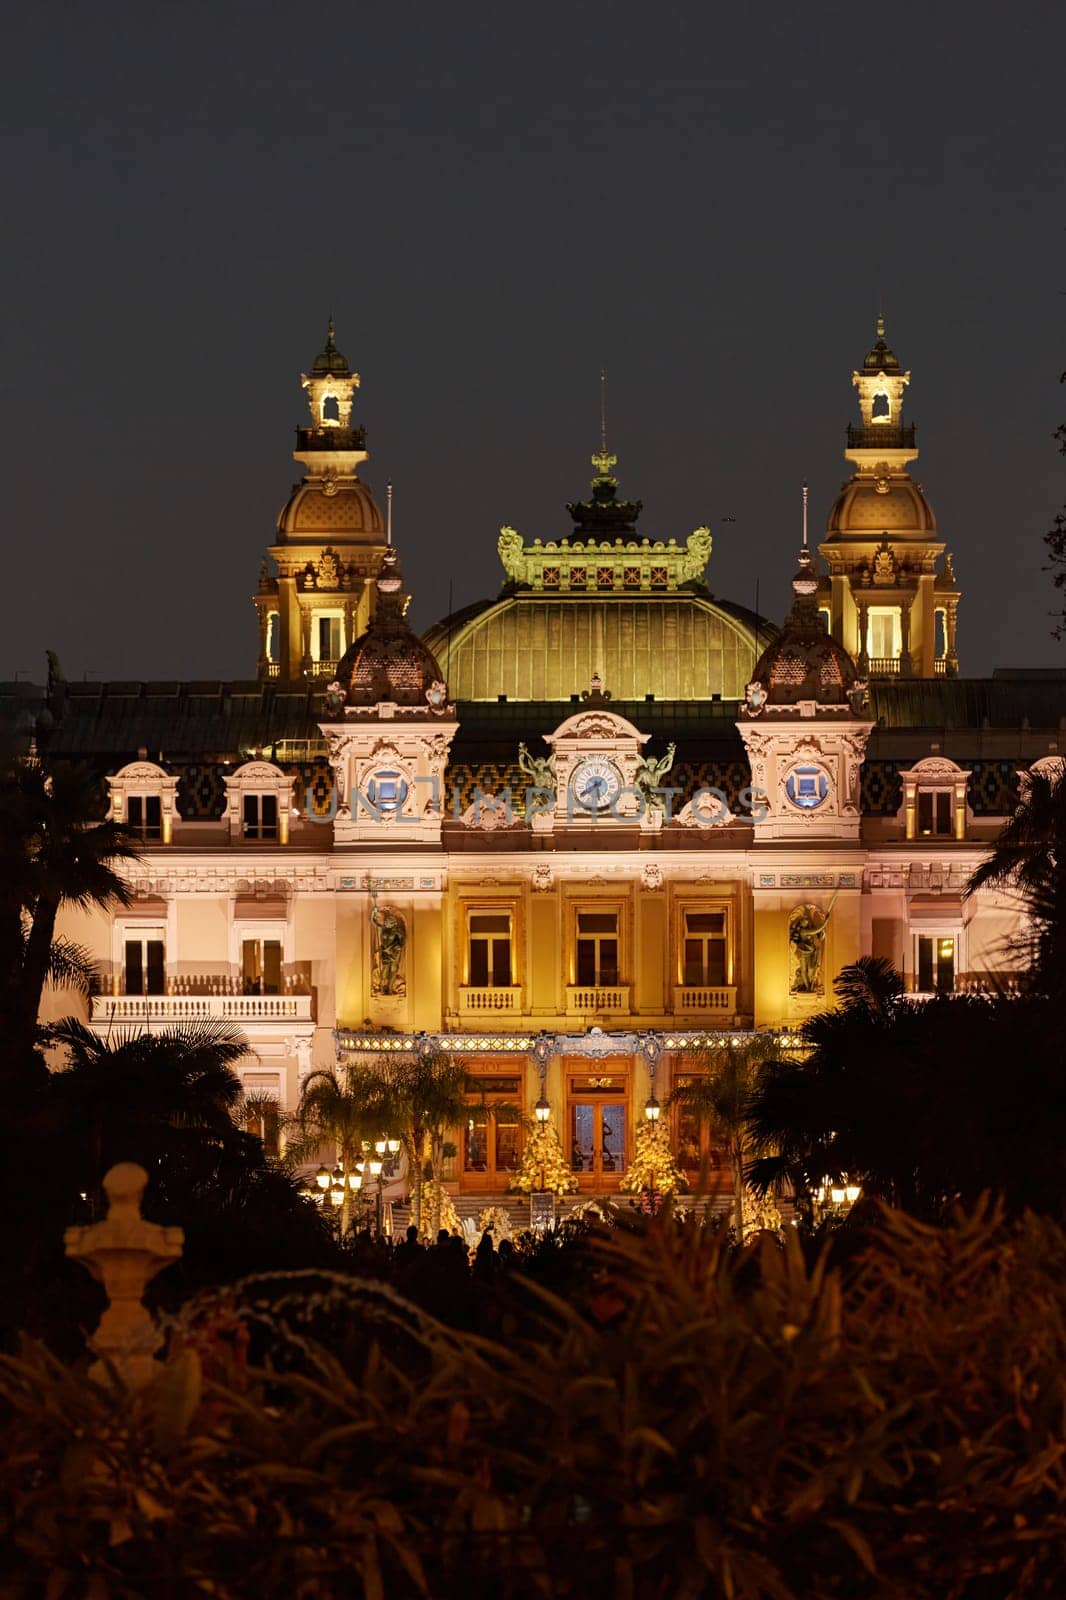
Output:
[{"xmin": 2, "ymin": 1200, "xmax": 1064, "ymax": 1599}]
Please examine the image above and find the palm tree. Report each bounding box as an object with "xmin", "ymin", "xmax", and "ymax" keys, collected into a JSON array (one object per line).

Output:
[
  {"xmin": 364, "ymin": 1052, "xmax": 475, "ymax": 1235},
  {"xmin": 0, "ymin": 758, "xmax": 140, "ymax": 1074},
  {"xmin": 668, "ymin": 1035, "xmax": 780, "ymax": 1236},
  {"xmin": 287, "ymin": 1062, "xmax": 383, "ymax": 1235},
  {"xmin": 47, "ymin": 1016, "xmax": 249, "ymax": 1210},
  {"xmin": 966, "ymin": 764, "xmax": 1066, "ymax": 991}
]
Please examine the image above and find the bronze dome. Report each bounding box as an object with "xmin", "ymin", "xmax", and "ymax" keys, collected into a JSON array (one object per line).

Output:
[
  {"xmin": 310, "ymin": 319, "xmax": 352, "ymax": 377},
  {"xmin": 336, "ymin": 548, "xmax": 445, "ymax": 707},
  {"xmin": 749, "ymin": 552, "xmax": 858, "ymax": 707}
]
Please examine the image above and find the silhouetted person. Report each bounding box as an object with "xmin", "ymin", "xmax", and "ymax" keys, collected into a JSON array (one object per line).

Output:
[
  {"xmin": 473, "ymin": 1230, "xmax": 498, "ymax": 1282},
  {"xmin": 393, "ymin": 1224, "xmax": 423, "ymax": 1269}
]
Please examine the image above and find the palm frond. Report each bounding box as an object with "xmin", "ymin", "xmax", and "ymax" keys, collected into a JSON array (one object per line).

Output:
[{"xmin": 45, "ymin": 936, "xmax": 98, "ymax": 997}]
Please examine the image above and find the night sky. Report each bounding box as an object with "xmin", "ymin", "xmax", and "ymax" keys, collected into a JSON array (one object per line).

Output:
[{"xmin": 2, "ymin": 2, "xmax": 1063, "ymax": 684}]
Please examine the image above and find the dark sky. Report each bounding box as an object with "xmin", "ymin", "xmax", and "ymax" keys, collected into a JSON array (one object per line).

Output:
[{"xmin": 1, "ymin": 1, "xmax": 1063, "ymax": 684}]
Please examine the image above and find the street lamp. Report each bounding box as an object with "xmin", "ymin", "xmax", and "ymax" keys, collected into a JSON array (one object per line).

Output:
[{"xmin": 644, "ymin": 1092, "xmax": 661, "ymax": 1123}]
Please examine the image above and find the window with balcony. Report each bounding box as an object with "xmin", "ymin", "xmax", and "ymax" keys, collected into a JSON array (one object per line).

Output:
[
  {"xmin": 916, "ymin": 789, "xmax": 953, "ymax": 838},
  {"xmin": 468, "ymin": 911, "xmax": 512, "ymax": 987},
  {"xmin": 682, "ymin": 910, "xmax": 728, "ymax": 986},
  {"xmin": 124, "ymin": 933, "xmax": 165, "ymax": 996},
  {"xmin": 917, "ymin": 934, "xmax": 955, "ymax": 994},
  {"xmin": 127, "ymin": 794, "xmax": 162, "ymax": 841},
  {"xmin": 241, "ymin": 938, "xmax": 282, "ymax": 996},
  {"xmin": 576, "ymin": 911, "xmax": 619, "ymax": 987},
  {"xmin": 243, "ymin": 793, "xmax": 279, "ymax": 840}
]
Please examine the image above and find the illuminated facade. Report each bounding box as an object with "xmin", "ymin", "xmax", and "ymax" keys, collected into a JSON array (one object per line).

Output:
[{"xmin": 19, "ymin": 320, "xmax": 1055, "ymax": 1203}]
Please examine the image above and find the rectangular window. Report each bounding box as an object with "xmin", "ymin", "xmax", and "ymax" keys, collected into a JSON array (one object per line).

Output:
[
  {"xmin": 867, "ymin": 607, "xmax": 900, "ymax": 660},
  {"xmin": 682, "ymin": 909, "xmax": 727, "ymax": 986},
  {"xmin": 317, "ymin": 615, "xmax": 342, "ymax": 661},
  {"xmin": 468, "ymin": 911, "xmax": 512, "ymax": 987},
  {"xmin": 124, "ymin": 935, "xmax": 165, "ymax": 996},
  {"xmin": 242, "ymin": 938, "xmax": 282, "ymax": 995},
  {"xmin": 576, "ymin": 910, "xmax": 619, "ymax": 986},
  {"xmin": 916, "ymin": 790, "xmax": 953, "ymax": 837},
  {"xmin": 917, "ymin": 934, "xmax": 955, "ymax": 994},
  {"xmin": 243, "ymin": 793, "xmax": 279, "ymax": 839},
  {"xmin": 127, "ymin": 795, "xmax": 162, "ymax": 840}
]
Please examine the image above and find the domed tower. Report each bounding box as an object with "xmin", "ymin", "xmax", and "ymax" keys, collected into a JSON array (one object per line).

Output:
[
  {"xmin": 255, "ymin": 321, "xmax": 388, "ymax": 681},
  {"xmin": 317, "ymin": 546, "xmax": 457, "ymax": 847},
  {"xmin": 737, "ymin": 540, "xmax": 872, "ymax": 843},
  {"xmin": 817, "ymin": 319, "xmax": 959, "ymax": 678}
]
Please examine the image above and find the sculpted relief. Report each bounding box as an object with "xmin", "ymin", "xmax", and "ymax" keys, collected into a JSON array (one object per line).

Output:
[
  {"xmin": 788, "ymin": 897, "xmax": 836, "ymax": 995},
  {"xmin": 370, "ymin": 898, "xmax": 407, "ymax": 996}
]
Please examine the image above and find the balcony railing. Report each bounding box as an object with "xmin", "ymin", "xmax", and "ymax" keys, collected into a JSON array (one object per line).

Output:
[
  {"xmin": 846, "ymin": 423, "xmax": 916, "ymax": 450},
  {"xmin": 91, "ymin": 994, "xmax": 313, "ymax": 1023},
  {"xmin": 566, "ymin": 985, "xmax": 630, "ymax": 1016},
  {"xmin": 307, "ymin": 659, "xmax": 339, "ymax": 679},
  {"xmin": 673, "ymin": 985, "xmax": 737, "ymax": 1016},
  {"xmin": 295, "ymin": 425, "xmax": 366, "ymax": 452},
  {"xmin": 458, "ymin": 985, "xmax": 523, "ymax": 1013},
  {"xmin": 868, "ymin": 657, "xmax": 900, "ymax": 675},
  {"xmin": 264, "ymin": 662, "xmax": 280, "ymax": 678}
]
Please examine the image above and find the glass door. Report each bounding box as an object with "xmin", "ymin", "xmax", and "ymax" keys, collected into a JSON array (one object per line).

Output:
[
  {"xmin": 460, "ymin": 1074, "xmax": 523, "ymax": 1193},
  {"xmin": 566, "ymin": 1063, "xmax": 630, "ymax": 1190}
]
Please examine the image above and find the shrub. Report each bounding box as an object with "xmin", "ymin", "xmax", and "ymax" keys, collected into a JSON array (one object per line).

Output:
[{"xmin": 1, "ymin": 1200, "xmax": 1064, "ymax": 1598}]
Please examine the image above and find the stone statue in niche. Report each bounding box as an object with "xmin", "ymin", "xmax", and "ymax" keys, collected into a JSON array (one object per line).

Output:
[
  {"xmin": 788, "ymin": 896, "xmax": 836, "ymax": 995},
  {"xmin": 370, "ymin": 898, "xmax": 407, "ymax": 996}
]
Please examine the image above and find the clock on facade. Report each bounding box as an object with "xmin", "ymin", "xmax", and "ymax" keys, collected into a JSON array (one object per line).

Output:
[
  {"xmin": 569, "ymin": 756, "xmax": 624, "ymax": 813},
  {"xmin": 784, "ymin": 763, "xmax": 829, "ymax": 810}
]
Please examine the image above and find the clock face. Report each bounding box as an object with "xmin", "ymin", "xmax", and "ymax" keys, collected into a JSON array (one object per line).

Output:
[
  {"xmin": 570, "ymin": 757, "xmax": 623, "ymax": 813},
  {"xmin": 784, "ymin": 763, "xmax": 829, "ymax": 811}
]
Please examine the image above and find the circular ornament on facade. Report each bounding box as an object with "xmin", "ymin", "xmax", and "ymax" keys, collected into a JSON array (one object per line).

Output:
[
  {"xmin": 366, "ymin": 769, "xmax": 409, "ymax": 816},
  {"xmin": 569, "ymin": 756, "xmax": 623, "ymax": 812},
  {"xmin": 784, "ymin": 763, "xmax": 830, "ymax": 811}
]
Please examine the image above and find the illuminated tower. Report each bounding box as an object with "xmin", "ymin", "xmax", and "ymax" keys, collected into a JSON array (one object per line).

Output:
[
  {"xmin": 817, "ymin": 319, "xmax": 959, "ymax": 678},
  {"xmin": 255, "ymin": 321, "xmax": 388, "ymax": 681}
]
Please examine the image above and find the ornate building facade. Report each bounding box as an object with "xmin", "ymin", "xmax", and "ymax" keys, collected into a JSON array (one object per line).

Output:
[{"xmin": 14, "ymin": 320, "xmax": 1055, "ymax": 1202}]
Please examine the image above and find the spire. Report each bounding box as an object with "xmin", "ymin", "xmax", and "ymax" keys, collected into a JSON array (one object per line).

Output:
[
  {"xmin": 590, "ymin": 368, "xmax": 618, "ymax": 485},
  {"xmin": 802, "ymin": 480, "xmax": 809, "ymax": 551},
  {"xmin": 311, "ymin": 316, "xmax": 352, "ymax": 377},
  {"xmin": 386, "ymin": 479, "xmax": 393, "ymax": 547}
]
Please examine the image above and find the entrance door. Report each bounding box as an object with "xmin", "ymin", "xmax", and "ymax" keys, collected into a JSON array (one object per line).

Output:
[
  {"xmin": 460, "ymin": 1073, "xmax": 523, "ymax": 1193},
  {"xmin": 566, "ymin": 1062, "xmax": 630, "ymax": 1191}
]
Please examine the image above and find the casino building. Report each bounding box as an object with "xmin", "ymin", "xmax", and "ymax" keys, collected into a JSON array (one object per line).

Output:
[{"xmin": 19, "ymin": 319, "xmax": 1058, "ymax": 1200}]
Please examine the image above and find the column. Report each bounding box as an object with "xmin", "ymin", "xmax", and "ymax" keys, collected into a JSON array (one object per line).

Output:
[
  {"xmin": 899, "ymin": 602, "xmax": 912, "ymax": 677},
  {"xmin": 855, "ymin": 600, "xmax": 870, "ymax": 675},
  {"xmin": 946, "ymin": 602, "xmax": 959, "ymax": 675}
]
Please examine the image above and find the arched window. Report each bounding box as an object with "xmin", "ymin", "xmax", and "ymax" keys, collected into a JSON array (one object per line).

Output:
[
  {"xmin": 321, "ymin": 393, "xmax": 340, "ymax": 423},
  {"xmin": 871, "ymin": 390, "xmax": 891, "ymax": 420}
]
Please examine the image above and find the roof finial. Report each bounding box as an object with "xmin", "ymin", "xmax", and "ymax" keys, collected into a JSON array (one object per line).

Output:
[
  {"xmin": 386, "ymin": 479, "xmax": 393, "ymax": 547},
  {"xmin": 591, "ymin": 367, "xmax": 618, "ymax": 481},
  {"xmin": 802, "ymin": 480, "xmax": 809, "ymax": 551},
  {"xmin": 326, "ymin": 312, "xmax": 336, "ymax": 345}
]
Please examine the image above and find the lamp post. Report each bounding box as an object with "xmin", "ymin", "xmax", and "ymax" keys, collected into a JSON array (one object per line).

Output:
[
  {"xmin": 819, "ymin": 1176, "xmax": 862, "ymax": 1217},
  {"xmin": 644, "ymin": 1091, "xmax": 662, "ymax": 1214},
  {"xmin": 313, "ymin": 1161, "xmax": 361, "ymax": 1232},
  {"xmin": 534, "ymin": 1065, "xmax": 551, "ymax": 1192}
]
